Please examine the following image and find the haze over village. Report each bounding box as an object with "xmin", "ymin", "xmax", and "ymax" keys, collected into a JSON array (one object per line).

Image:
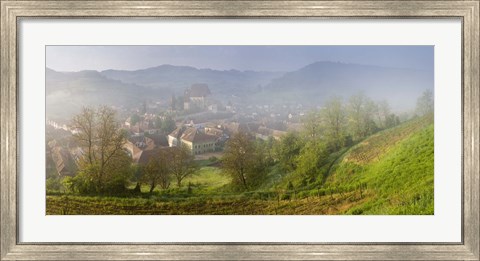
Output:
[{"xmin": 45, "ymin": 46, "xmax": 435, "ymax": 215}]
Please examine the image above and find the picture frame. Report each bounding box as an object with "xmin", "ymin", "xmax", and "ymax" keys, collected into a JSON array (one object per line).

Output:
[{"xmin": 1, "ymin": 0, "xmax": 478, "ymax": 260}]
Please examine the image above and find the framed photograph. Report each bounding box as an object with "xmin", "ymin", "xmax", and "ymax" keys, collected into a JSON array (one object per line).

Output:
[{"xmin": 1, "ymin": 1, "xmax": 478, "ymax": 260}]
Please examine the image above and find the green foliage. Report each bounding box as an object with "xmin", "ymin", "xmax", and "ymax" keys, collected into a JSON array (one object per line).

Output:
[
  {"xmin": 62, "ymin": 176, "xmax": 75, "ymax": 193},
  {"xmin": 160, "ymin": 116, "xmax": 176, "ymax": 133},
  {"xmin": 71, "ymin": 164, "xmax": 98, "ymax": 194},
  {"xmin": 222, "ymin": 132, "xmax": 268, "ymax": 190},
  {"xmin": 326, "ymin": 116, "xmax": 434, "ymax": 214},
  {"xmin": 274, "ymin": 132, "xmax": 303, "ymax": 173},
  {"xmin": 347, "ymin": 92, "xmax": 379, "ymax": 141},
  {"xmin": 287, "ymin": 181, "xmax": 294, "ymax": 191},
  {"xmin": 320, "ymin": 96, "xmax": 348, "ymax": 151},
  {"xmin": 295, "ymin": 141, "xmax": 328, "ymax": 184},
  {"xmin": 70, "ymin": 151, "xmax": 133, "ymax": 195},
  {"xmin": 143, "ymin": 150, "xmax": 171, "ymax": 192},
  {"xmin": 46, "ymin": 176, "xmax": 63, "ymax": 192}
]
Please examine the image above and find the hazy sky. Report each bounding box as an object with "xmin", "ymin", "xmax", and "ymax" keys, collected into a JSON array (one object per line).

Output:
[{"xmin": 46, "ymin": 45, "xmax": 433, "ymax": 72}]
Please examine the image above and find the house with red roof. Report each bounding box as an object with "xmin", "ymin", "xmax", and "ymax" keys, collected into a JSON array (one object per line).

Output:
[{"xmin": 168, "ymin": 126, "xmax": 216, "ymax": 155}]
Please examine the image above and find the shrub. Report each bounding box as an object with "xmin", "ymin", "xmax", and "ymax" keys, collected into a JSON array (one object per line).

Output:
[{"xmin": 46, "ymin": 176, "xmax": 62, "ymax": 192}]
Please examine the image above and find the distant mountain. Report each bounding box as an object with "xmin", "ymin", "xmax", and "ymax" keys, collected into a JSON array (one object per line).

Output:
[
  {"xmin": 46, "ymin": 66, "xmax": 283, "ymax": 119},
  {"xmin": 46, "ymin": 68, "xmax": 156, "ymax": 120},
  {"xmin": 260, "ymin": 61, "xmax": 433, "ymax": 111},
  {"xmin": 46, "ymin": 61, "xmax": 433, "ymax": 119},
  {"xmin": 101, "ymin": 65, "xmax": 283, "ymax": 97}
]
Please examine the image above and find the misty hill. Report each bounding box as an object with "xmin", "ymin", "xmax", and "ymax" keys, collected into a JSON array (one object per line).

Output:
[
  {"xmin": 101, "ymin": 65, "xmax": 283, "ymax": 97},
  {"xmin": 46, "ymin": 68, "xmax": 157, "ymax": 120},
  {"xmin": 46, "ymin": 61, "xmax": 433, "ymax": 119},
  {"xmin": 259, "ymin": 61, "xmax": 433, "ymax": 111}
]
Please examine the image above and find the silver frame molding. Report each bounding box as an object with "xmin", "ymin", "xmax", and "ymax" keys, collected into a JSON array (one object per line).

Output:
[{"xmin": 1, "ymin": 1, "xmax": 479, "ymax": 260}]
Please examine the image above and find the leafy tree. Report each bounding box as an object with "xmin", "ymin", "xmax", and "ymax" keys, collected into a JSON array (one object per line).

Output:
[
  {"xmin": 385, "ymin": 113, "xmax": 401, "ymax": 128},
  {"xmin": 302, "ymin": 110, "xmax": 322, "ymax": 142},
  {"xmin": 321, "ymin": 96, "xmax": 347, "ymax": 151},
  {"xmin": 347, "ymin": 93, "xmax": 368, "ymax": 140},
  {"xmin": 222, "ymin": 131, "xmax": 263, "ymax": 190},
  {"xmin": 362, "ymin": 99, "xmax": 379, "ymax": 136},
  {"xmin": 295, "ymin": 141, "xmax": 328, "ymax": 184},
  {"xmin": 170, "ymin": 145, "xmax": 197, "ymax": 187},
  {"xmin": 249, "ymin": 139, "xmax": 271, "ymax": 187},
  {"xmin": 275, "ymin": 132, "xmax": 303, "ymax": 173},
  {"xmin": 416, "ymin": 89, "xmax": 434, "ymax": 116},
  {"xmin": 71, "ymin": 106, "xmax": 130, "ymax": 194},
  {"xmin": 154, "ymin": 115, "xmax": 176, "ymax": 133},
  {"xmin": 101, "ymin": 150, "xmax": 133, "ymax": 193},
  {"xmin": 375, "ymin": 100, "xmax": 391, "ymax": 129},
  {"xmin": 143, "ymin": 149, "xmax": 171, "ymax": 192},
  {"xmin": 347, "ymin": 93, "xmax": 377, "ymax": 140},
  {"xmin": 262, "ymin": 136, "xmax": 277, "ymax": 164},
  {"xmin": 161, "ymin": 116, "xmax": 176, "ymax": 133}
]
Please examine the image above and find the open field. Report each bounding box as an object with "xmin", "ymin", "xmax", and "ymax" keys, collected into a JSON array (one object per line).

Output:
[{"xmin": 47, "ymin": 191, "xmax": 372, "ymax": 215}]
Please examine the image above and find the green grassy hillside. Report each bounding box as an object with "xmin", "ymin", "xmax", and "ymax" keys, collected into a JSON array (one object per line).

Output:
[{"xmin": 323, "ymin": 114, "xmax": 434, "ymax": 214}]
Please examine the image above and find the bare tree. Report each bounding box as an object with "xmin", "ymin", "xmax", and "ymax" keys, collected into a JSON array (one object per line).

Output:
[
  {"xmin": 72, "ymin": 106, "xmax": 128, "ymax": 192},
  {"xmin": 72, "ymin": 107, "xmax": 96, "ymax": 164}
]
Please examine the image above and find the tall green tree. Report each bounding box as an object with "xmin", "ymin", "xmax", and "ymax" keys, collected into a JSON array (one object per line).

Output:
[
  {"xmin": 222, "ymin": 131, "xmax": 262, "ymax": 190},
  {"xmin": 275, "ymin": 132, "xmax": 303, "ymax": 173},
  {"xmin": 295, "ymin": 140, "xmax": 328, "ymax": 184}
]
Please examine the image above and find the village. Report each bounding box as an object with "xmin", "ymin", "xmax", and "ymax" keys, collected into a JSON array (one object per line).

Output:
[{"xmin": 46, "ymin": 83, "xmax": 311, "ymax": 178}]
